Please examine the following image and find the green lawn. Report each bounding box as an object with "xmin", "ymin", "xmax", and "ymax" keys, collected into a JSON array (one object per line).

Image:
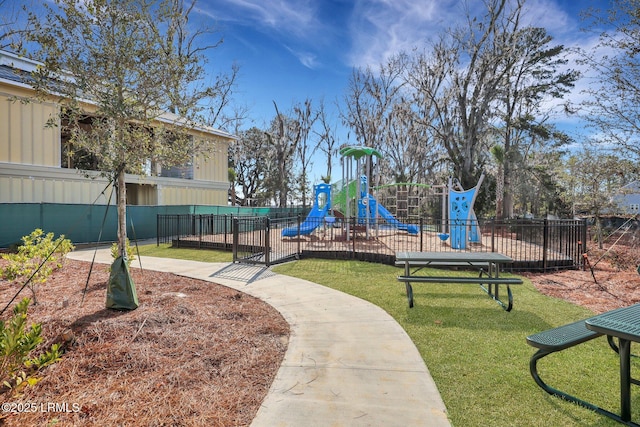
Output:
[{"xmin": 136, "ymin": 245, "xmax": 638, "ymax": 426}]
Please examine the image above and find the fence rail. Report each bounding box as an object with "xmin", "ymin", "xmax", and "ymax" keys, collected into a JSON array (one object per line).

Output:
[{"xmin": 157, "ymin": 214, "xmax": 587, "ymax": 271}]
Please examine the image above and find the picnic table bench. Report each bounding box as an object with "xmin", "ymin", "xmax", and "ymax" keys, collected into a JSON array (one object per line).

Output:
[
  {"xmin": 527, "ymin": 304, "xmax": 640, "ymax": 426},
  {"xmin": 395, "ymin": 251, "xmax": 523, "ymax": 311}
]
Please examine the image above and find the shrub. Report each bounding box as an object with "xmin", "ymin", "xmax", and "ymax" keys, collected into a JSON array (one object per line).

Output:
[
  {"xmin": 0, "ymin": 298, "xmax": 61, "ymax": 396},
  {"xmin": 110, "ymin": 239, "xmax": 137, "ymax": 267},
  {"xmin": 0, "ymin": 229, "xmax": 74, "ymax": 304}
]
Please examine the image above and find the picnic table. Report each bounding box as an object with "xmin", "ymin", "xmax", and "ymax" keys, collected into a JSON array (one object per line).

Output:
[
  {"xmin": 527, "ymin": 303, "xmax": 640, "ymax": 426},
  {"xmin": 395, "ymin": 251, "xmax": 523, "ymax": 311}
]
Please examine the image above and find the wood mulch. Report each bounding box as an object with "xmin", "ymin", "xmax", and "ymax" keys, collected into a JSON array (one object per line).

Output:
[
  {"xmin": 525, "ymin": 244, "xmax": 640, "ymax": 314},
  {"xmin": 0, "ymin": 259, "xmax": 288, "ymax": 426}
]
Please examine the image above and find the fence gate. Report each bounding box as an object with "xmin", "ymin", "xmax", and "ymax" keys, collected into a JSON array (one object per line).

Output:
[{"xmin": 232, "ymin": 216, "xmax": 299, "ymax": 266}]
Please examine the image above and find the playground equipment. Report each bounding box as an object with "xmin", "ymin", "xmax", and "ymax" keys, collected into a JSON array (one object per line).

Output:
[
  {"xmin": 281, "ymin": 144, "xmax": 485, "ymax": 247},
  {"xmin": 337, "ymin": 146, "xmax": 418, "ymax": 239},
  {"xmin": 447, "ymin": 175, "xmax": 484, "ymax": 249},
  {"xmin": 281, "ymin": 183, "xmax": 332, "ymax": 237},
  {"xmin": 282, "ymin": 145, "xmax": 418, "ymax": 238}
]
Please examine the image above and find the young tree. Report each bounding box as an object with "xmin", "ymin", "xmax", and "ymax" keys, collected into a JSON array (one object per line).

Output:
[
  {"xmin": 24, "ymin": 0, "xmax": 234, "ymax": 308},
  {"xmin": 26, "ymin": 0, "xmax": 231, "ymax": 259}
]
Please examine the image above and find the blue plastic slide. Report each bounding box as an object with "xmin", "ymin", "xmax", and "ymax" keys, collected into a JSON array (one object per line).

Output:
[
  {"xmin": 366, "ymin": 195, "xmax": 419, "ymax": 234},
  {"xmin": 282, "ymin": 183, "xmax": 331, "ymax": 237}
]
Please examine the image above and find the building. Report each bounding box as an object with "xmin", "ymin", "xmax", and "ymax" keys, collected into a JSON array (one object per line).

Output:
[
  {"xmin": 612, "ymin": 181, "xmax": 640, "ymax": 215},
  {"xmin": 0, "ymin": 49, "xmax": 234, "ymax": 207}
]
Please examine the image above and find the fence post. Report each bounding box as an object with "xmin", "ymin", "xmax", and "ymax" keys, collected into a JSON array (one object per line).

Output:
[
  {"xmin": 224, "ymin": 214, "xmax": 228, "ymax": 246},
  {"xmin": 419, "ymin": 217, "xmax": 424, "ymax": 252},
  {"xmin": 352, "ymin": 216, "xmax": 356, "ymax": 256},
  {"xmin": 490, "ymin": 220, "xmax": 495, "ymax": 252},
  {"xmin": 175, "ymin": 215, "xmax": 181, "ymax": 248},
  {"xmin": 265, "ymin": 217, "xmax": 271, "ymax": 266},
  {"xmin": 297, "ymin": 214, "xmax": 301, "ymax": 257},
  {"xmin": 581, "ymin": 218, "xmax": 588, "ymax": 268},
  {"xmin": 542, "ymin": 218, "xmax": 549, "ymax": 270},
  {"xmin": 156, "ymin": 214, "xmax": 160, "ymax": 246},
  {"xmin": 232, "ymin": 217, "xmax": 239, "ymax": 263}
]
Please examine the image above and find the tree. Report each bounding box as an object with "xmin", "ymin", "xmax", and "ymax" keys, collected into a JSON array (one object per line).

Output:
[
  {"xmin": 560, "ymin": 150, "xmax": 634, "ymax": 247},
  {"xmin": 579, "ymin": 0, "xmax": 640, "ymax": 159},
  {"xmin": 495, "ymin": 24, "xmax": 578, "ymax": 218},
  {"xmin": 292, "ymin": 98, "xmax": 319, "ymax": 209},
  {"xmin": 315, "ymin": 99, "xmax": 338, "ymax": 182},
  {"xmin": 266, "ymin": 101, "xmax": 300, "ymax": 207},
  {"xmin": 404, "ymin": 38, "xmax": 458, "ymax": 185},
  {"xmin": 25, "ymin": 0, "xmax": 231, "ymax": 259},
  {"xmin": 342, "ymin": 55, "xmax": 406, "ymax": 184},
  {"xmin": 230, "ymin": 127, "xmax": 270, "ymax": 206},
  {"xmin": 402, "ymin": 0, "xmax": 517, "ymax": 193},
  {"xmin": 0, "ymin": 0, "xmax": 33, "ymax": 51},
  {"xmin": 441, "ymin": 0, "xmax": 515, "ymax": 189},
  {"xmin": 25, "ymin": 0, "xmax": 234, "ymax": 308},
  {"xmin": 202, "ymin": 62, "xmax": 241, "ymax": 130}
]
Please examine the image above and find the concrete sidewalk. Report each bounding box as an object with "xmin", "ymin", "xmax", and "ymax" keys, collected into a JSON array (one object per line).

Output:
[{"xmin": 68, "ymin": 249, "xmax": 450, "ymax": 427}]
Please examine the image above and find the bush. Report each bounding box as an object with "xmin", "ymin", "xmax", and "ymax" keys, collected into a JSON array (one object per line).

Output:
[
  {"xmin": 110, "ymin": 239, "xmax": 137, "ymax": 267},
  {"xmin": 0, "ymin": 298, "xmax": 61, "ymax": 396},
  {"xmin": 0, "ymin": 229, "xmax": 74, "ymax": 303}
]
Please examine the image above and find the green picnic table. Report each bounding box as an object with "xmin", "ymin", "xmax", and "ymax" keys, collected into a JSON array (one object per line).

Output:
[{"xmin": 395, "ymin": 251, "xmax": 523, "ymax": 311}]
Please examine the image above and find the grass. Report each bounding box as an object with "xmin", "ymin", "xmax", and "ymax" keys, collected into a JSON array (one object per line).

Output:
[
  {"xmin": 134, "ymin": 245, "xmax": 640, "ymax": 426},
  {"xmin": 135, "ymin": 243, "xmax": 233, "ymax": 262}
]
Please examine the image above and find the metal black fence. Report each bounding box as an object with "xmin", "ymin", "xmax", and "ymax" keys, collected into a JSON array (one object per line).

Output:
[
  {"xmin": 158, "ymin": 214, "xmax": 235, "ymax": 249},
  {"xmin": 232, "ymin": 216, "xmax": 299, "ymax": 265},
  {"xmin": 157, "ymin": 213, "xmax": 587, "ymax": 271}
]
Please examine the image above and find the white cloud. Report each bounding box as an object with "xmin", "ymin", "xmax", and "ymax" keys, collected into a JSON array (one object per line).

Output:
[
  {"xmin": 195, "ymin": 0, "xmax": 329, "ymax": 68},
  {"xmin": 198, "ymin": 0, "xmax": 321, "ymax": 40},
  {"xmin": 347, "ymin": 0, "xmax": 455, "ymax": 68},
  {"xmin": 285, "ymin": 45, "xmax": 318, "ymax": 69}
]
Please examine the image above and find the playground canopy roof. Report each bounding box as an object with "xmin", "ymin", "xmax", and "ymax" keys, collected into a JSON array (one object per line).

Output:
[{"xmin": 339, "ymin": 145, "xmax": 382, "ymax": 160}]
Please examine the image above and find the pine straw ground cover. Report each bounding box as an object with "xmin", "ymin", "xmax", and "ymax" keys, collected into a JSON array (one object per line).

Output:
[
  {"xmin": 525, "ymin": 244, "xmax": 640, "ymax": 314},
  {"xmin": 0, "ymin": 259, "xmax": 289, "ymax": 426}
]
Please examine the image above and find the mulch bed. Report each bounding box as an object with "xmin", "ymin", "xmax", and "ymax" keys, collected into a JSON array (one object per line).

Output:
[
  {"xmin": 525, "ymin": 245, "xmax": 640, "ymax": 313},
  {"xmin": 0, "ymin": 259, "xmax": 288, "ymax": 426}
]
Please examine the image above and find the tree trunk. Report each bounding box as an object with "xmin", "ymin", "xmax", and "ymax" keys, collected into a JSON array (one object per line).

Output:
[
  {"xmin": 117, "ymin": 169, "xmax": 128, "ymax": 259},
  {"xmin": 502, "ymin": 161, "xmax": 514, "ymax": 219},
  {"xmin": 496, "ymin": 166, "xmax": 504, "ymax": 220}
]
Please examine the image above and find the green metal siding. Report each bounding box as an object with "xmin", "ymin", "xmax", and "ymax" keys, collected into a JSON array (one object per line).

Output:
[{"xmin": 0, "ymin": 203, "xmax": 306, "ymax": 248}]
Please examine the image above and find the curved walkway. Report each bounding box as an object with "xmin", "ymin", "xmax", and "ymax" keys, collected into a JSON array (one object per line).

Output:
[{"xmin": 68, "ymin": 249, "xmax": 450, "ymax": 427}]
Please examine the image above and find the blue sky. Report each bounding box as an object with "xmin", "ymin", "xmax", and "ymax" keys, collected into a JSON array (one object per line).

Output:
[{"xmin": 192, "ymin": 0, "xmax": 611, "ymax": 181}]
